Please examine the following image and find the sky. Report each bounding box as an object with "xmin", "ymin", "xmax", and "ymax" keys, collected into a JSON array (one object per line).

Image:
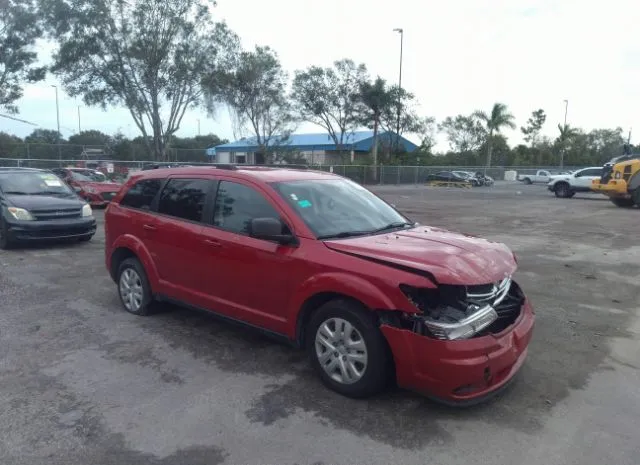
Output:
[{"xmin": 2, "ymin": 0, "xmax": 640, "ymax": 151}]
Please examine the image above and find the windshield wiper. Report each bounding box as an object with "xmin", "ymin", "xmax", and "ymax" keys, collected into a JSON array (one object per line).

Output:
[
  {"xmin": 31, "ymin": 191, "xmax": 71, "ymax": 196},
  {"xmin": 317, "ymin": 231, "xmax": 371, "ymax": 240},
  {"xmin": 371, "ymin": 221, "xmax": 415, "ymax": 233},
  {"xmin": 318, "ymin": 222, "xmax": 414, "ymax": 240},
  {"xmin": 2, "ymin": 191, "xmax": 29, "ymax": 195}
]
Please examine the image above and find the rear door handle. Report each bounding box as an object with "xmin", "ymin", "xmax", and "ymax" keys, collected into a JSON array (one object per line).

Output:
[
  {"xmin": 143, "ymin": 224, "xmax": 157, "ymax": 231},
  {"xmin": 204, "ymin": 239, "xmax": 222, "ymax": 247}
]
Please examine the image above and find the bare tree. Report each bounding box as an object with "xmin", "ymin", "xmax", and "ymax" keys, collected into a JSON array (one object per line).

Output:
[
  {"xmin": 41, "ymin": 0, "xmax": 238, "ymax": 159},
  {"xmin": 291, "ymin": 59, "xmax": 368, "ymax": 158},
  {"xmin": 206, "ymin": 45, "xmax": 295, "ymax": 163}
]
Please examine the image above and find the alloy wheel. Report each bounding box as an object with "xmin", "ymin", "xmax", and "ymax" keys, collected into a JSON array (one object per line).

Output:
[
  {"xmin": 315, "ymin": 317, "xmax": 368, "ymax": 385},
  {"xmin": 119, "ymin": 268, "xmax": 144, "ymax": 312}
]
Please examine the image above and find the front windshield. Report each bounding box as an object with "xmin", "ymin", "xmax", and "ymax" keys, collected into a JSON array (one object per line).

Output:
[
  {"xmin": 70, "ymin": 170, "xmax": 107, "ymax": 182},
  {"xmin": 272, "ymin": 178, "xmax": 412, "ymax": 239},
  {"xmin": 0, "ymin": 172, "xmax": 75, "ymax": 196}
]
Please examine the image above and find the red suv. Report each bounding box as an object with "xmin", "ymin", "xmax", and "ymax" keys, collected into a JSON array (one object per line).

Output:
[{"xmin": 104, "ymin": 166, "xmax": 534, "ymax": 404}]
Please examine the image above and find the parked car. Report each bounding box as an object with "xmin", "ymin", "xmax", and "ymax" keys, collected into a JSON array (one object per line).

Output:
[
  {"xmin": 0, "ymin": 168, "xmax": 96, "ymax": 249},
  {"xmin": 104, "ymin": 166, "xmax": 534, "ymax": 404},
  {"xmin": 452, "ymin": 171, "xmax": 481, "ymax": 186},
  {"xmin": 51, "ymin": 168, "xmax": 122, "ymax": 207},
  {"xmin": 517, "ymin": 169, "xmax": 555, "ymax": 184},
  {"xmin": 547, "ymin": 167, "xmax": 603, "ymax": 198},
  {"xmin": 425, "ymin": 171, "xmax": 469, "ymax": 183}
]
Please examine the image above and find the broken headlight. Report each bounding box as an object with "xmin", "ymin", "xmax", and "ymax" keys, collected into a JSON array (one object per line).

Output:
[{"xmin": 399, "ymin": 284, "xmax": 498, "ymax": 341}]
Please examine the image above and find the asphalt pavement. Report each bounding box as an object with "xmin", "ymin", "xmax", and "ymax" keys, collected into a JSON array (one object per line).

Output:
[{"xmin": 1, "ymin": 181, "xmax": 639, "ymax": 465}]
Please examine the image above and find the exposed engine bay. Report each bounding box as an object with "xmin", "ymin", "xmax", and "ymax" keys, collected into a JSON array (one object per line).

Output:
[{"xmin": 384, "ymin": 278, "xmax": 525, "ymax": 340}]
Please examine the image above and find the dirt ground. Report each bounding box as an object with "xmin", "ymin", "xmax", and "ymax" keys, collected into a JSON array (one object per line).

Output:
[{"xmin": 1, "ymin": 182, "xmax": 639, "ymax": 465}]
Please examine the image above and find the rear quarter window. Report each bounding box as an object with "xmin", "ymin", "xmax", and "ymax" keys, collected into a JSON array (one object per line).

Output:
[{"xmin": 120, "ymin": 178, "xmax": 163, "ymax": 210}]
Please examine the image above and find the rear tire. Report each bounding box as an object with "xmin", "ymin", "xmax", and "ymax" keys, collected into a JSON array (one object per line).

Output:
[
  {"xmin": 631, "ymin": 189, "xmax": 640, "ymax": 206},
  {"xmin": 307, "ymin": 299, "xmax": 390, "ymax": 398},
  {"xmin": 523, "ymin": 178, "xmax": 532, "ymax": 185},
  {"xmin": 610, "ymin": 197, "xmax": 635, "ymax": 208},
  {"xmin": 117, "ymin": 257, "xmax": 155, "ymax": 315}
]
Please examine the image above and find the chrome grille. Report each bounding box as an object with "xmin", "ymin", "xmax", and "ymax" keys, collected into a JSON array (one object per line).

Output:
[
  {"xmin": 31, "ymin": 208, "xmax": 82, "ymax": 220},
  {"xmin": 466, "ymin": 277, "xmax": 512, "ymax": 307}
]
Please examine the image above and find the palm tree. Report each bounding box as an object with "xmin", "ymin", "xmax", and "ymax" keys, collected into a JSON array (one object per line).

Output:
[
  {"xmin": 557, "ymin": 123, "xmax": 578, "ymax": 169},
  {"xmin": 358, "ymin": 77, "xmax": 394, "ymax": 171},
  {"xmin": 474, "ymin": 103, "xmax": 516, "ymax": 171}
]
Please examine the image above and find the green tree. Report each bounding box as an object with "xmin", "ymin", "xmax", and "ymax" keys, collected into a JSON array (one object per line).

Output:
[
  {"xmin": 438, "ymin": 114, "xmax": 485, "ymax": 155},
  {"xmin": 291, "ymin": 59, "xmax": 368, "ymax": 159},
  {"xmin": 207, "ymin": 45, "xmax": 294, "ymax": 164},
  {"xmin": 25, "ymin": 129, "xmax": 64, "ymax": 144},
  {"xmin": 0, "ymin": 0, "xmax": 47, "ymax": 113},
  {"xmin": 474, "ymin": 103, "xmax": 516, "ymax": 170},
  {"xmin": 556, "ymin": 123, "xmax": 579, "ymax": 168},
  {"xmin": 40, "ymin": 0, "xmax": 238, "ymax": 160},
  {"xmin": 357, "ymin": 76, "xmax": 394, "ymax": 170},
  {"xmin": 520, "ymin": 109, "xmax": 546, "ymax": 148},
  {"xmin": 67, "ymin": 130, "xmax": 113, "ymax": 147},
  {"xmin": 378, "ymin": 86, "xmax": 434, "ymax": 155}
]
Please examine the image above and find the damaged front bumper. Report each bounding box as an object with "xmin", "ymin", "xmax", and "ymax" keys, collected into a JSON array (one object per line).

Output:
[{"xmin": 381, "ymin": 299, "xmax": 535, "ymax": 406}]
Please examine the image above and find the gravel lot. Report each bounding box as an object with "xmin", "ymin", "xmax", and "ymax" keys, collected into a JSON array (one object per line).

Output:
[{"xmin": 1, "ymin": 182, "xmax": 639, "ymax": 465}]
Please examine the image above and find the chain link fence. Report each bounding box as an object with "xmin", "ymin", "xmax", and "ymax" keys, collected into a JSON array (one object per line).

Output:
[{"xmin": 0, "ymin": 158, "xmax": 587, "ymax": 185}]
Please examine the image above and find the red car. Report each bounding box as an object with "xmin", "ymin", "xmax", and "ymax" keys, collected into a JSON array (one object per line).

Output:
[
  {"xmin": 52, "ymin": 168, "xmax": 122, "ymax": 207},
  {"xmin": 104, "ymin": 166, "xmax": 535, "ymax": 404}
]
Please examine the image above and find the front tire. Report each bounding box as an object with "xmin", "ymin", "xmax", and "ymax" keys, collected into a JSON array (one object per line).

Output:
[
  {"xmin": 0, "ymin": 219, "xmax": 13, "ymax": 250},
  {"xmin": 117, "ymin": 257, "xmax": 155, "ymax": 315},
  {"xmin": 554, "ymin": 182, "xmax": 574, "ymax": 198},
  {"xmin": 631, "ymin": 189, "xmax": 640, "ymax": 206},
  {"xmin": 307, "ymin": 299, "xmax": 390, "ymax": 398}
]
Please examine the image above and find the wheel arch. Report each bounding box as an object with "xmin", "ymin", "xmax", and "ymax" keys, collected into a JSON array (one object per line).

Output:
[
  {"xmin": 108, "ymin": 235, "xmax": 160, "ymax": 291},
  {"xmin": 294, "ymin": 292, "xmax": 371, "ymax": 348}
]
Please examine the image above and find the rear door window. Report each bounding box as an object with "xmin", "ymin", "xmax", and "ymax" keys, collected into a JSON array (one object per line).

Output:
[
  {"xmin": 157, "ymin": 178, "xmax": 213, "ymax": 223},
  {"xmin": 120, "ymin": 179, "xmax": 163, "ymax": 211}
]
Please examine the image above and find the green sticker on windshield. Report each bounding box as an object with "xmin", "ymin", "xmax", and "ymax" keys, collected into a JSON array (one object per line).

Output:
[{"xmin": 298, "ymin": 199, "xmax": 312, "ymax": 208}]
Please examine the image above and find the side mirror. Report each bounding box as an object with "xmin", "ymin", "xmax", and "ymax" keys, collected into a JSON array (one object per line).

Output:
[
  {"xmin": 73, "ymin": 186, "xmax": 82, "ymax": 192},
  {"xmin": 574, "ymin": 173, "xmax": 580, "ymax": 178},
  {"xmin": 249, "ymin": 217, "xmax": 295, "ymax": 245}
]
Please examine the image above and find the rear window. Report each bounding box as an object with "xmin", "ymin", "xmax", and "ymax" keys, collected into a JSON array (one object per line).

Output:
[
  {"xmin": 120, "ymin": 179, "xmax": 163, "ymax": 210},
  {"xmin": 157, "ymin": 178, "xmax": 212, "ymax": 222}
]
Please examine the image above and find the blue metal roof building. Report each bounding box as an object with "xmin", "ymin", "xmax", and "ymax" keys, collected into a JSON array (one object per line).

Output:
[{"xmin": 206, "ymin": 131, "xmax": 419, "ymax": 157}]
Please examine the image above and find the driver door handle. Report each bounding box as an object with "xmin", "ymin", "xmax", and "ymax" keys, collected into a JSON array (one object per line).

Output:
[
  {"xmin": 204, "ymin": 239, "xmax": 222, "ymax": 248},
  {"xmin": 143, "ymin": 224, "xmax": 157, "ymax": 232}
]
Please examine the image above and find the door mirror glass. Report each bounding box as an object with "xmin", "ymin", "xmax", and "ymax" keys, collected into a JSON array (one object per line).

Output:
[{"xmin": 249, "ymin": 217, "xmax": 295, "ymax": 245}]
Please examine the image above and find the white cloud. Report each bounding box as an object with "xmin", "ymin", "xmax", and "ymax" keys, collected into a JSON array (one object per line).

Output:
[{"xmin": 3, "ymin": 0, "xmax": 640, "ymax": 152}]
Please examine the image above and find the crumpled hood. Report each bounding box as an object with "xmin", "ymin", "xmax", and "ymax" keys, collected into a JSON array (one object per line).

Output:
[
  {"xmin": 76, "ymin": 181, "xmax": 121, "ymax": 192},
  {"xmin": 324, "ymin": 226, "xmax": 517, "ymax": 285}
]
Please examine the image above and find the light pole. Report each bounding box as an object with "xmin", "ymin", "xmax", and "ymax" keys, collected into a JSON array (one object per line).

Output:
[
  {"xmin": 561, "ymin": 99, "xmax": 568, "ymax": 169},
  {"xmin": 77, "ymin": 105, "xmax": 81, "ymax": 133},
  {"xmin": 393, "ymin": 28, "xmax": 403, "ymax": 153},
  {"xmin": 52, "ymin": 85, "xmax": 61, "ymax": 159},
  {"xmin": 197, "ymin": 118, "xmax": 201, "ymax": 136}
]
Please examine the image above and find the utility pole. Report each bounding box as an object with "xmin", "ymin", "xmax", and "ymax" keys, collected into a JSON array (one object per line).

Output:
[
  {"xmin": 393, "ymin": 28, "xmax": 403, "ymax": 153},
  {"xmin": 561, "ymin": 99, "xmax": 568, "ymax": 169},
  {"xmin": 197, "ymin": 119, "xmax": 201, "ymax": 136},
  {"xmin": 77, "ymin": 106, "xmax": 81, "ymax": 133},
  {"xmin": 52, "ymin": 85, "xmax": 61, "ymax": 160}
]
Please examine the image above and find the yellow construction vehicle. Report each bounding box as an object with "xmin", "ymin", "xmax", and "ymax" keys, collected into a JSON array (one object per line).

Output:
[{"xmin": 591, "ymin": 154, "xmax": 640, "ymax": 207}]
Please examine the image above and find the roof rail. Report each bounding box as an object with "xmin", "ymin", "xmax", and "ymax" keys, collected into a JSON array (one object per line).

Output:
[{"xmin": 207, "ymin": 163, "xmax": 310, "ymax": 170}]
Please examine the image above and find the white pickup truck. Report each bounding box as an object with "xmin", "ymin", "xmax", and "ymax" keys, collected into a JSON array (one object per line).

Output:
[{"xmin": 517, "ymin": 170, "xmax": 552, "ymax": 184}]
